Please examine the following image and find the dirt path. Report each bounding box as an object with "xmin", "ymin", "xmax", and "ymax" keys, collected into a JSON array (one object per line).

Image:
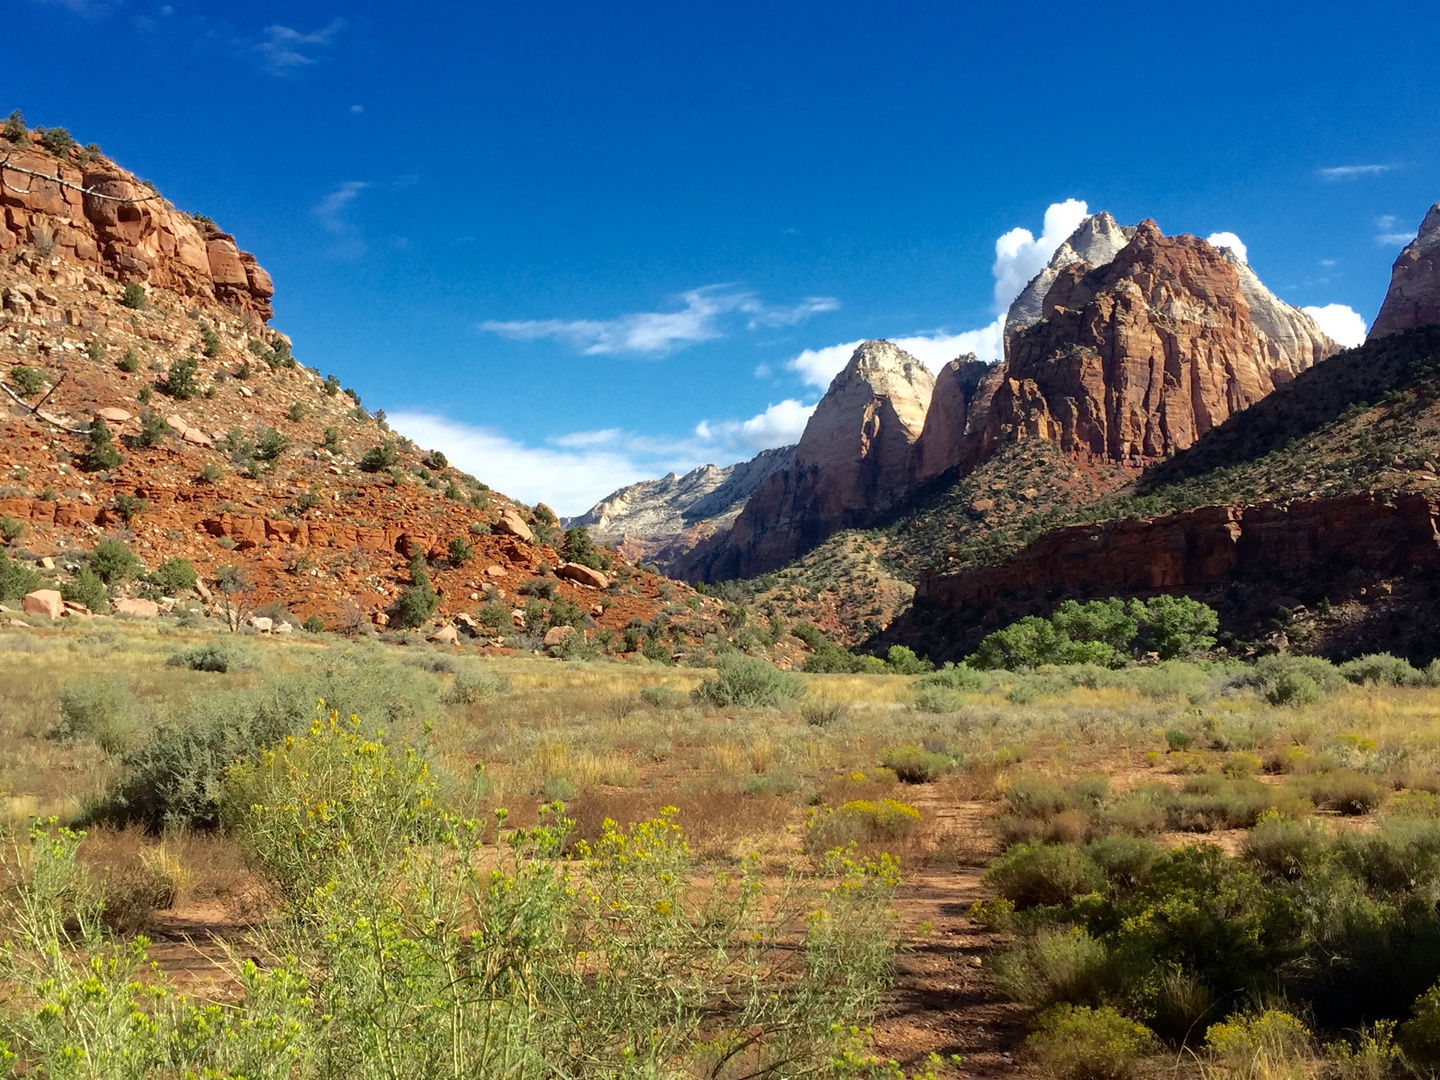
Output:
[{"xmin": 869, "ymin": 795, "xmax": 1030, "ymax": 1076}]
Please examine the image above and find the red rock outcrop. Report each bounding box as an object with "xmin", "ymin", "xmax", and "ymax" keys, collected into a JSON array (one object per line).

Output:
[
  {"xmin": 917, "ymin": 491, "xmax": 1440, "ymax": 611},
  {"xmin": 984, "ymin": 222, "xmax": 1337, "ymax": 464},
  {"xmin": 1370, "ymin": 202, "xmax": 1440, "ymax": 341},
  {"xmin": 911, "ymin": 354, "xmax": 1003, "ymax": 481},
  {"xmin": 0, "ymin": 133, "xmax": 274, "ymax": 320},
  {"xmin": 680, "ymin": 341, "xmax": 934, "ymax": 580}
]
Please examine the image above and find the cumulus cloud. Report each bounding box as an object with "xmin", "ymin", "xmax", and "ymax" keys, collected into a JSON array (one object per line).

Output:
[
  {"xmin": 482, "ymin": 286, "xmax": 839, "ymax": 357},
  {"xmin": 991, "ymin": 198, "xmax": 1090, "ymax": 312},
  {"xmin": 788, "ymin": 340, "xmax": 865, "ymax": 389},
  {"xmin": 1303, "ymin": 304, "xmax": 1368, "ymax": 347},
  {"xmin": 255, "ymin": 18, "xmax": 346, "ymax": 75},
  {"xmin": 1318, "ymin": 164, "xmax": 1392, "ymax": 179},
  {"xmin": 695, "ymin": 399, "xmax": 816, "ymax": 451},
  {"xmin": 1206, "ymin": 231, "xmax": 1248, "ymax": 263}
]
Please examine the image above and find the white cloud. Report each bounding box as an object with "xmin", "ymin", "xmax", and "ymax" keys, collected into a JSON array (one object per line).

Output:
[
  {"xmin": 991, "ymin": 198, "xmax": 1090, "ymax": 313},
  {"xmin": 788, "ymin": 340, "xmax": 865, "ymax": 388},
  {"xmin": 782, "ymin": 199, "xmax": 1083, "ymax": 386},
  {"xmin": 313, "ymin": 181, "xmax": 368, "ymax": 235},
  {"xmin": 1206, "ymin": 231, "xmax": 1248, "ymax": 263},
  {"xmin": 256, "ymin": 19, "xmax": 347, "ymax": 75},
  {"xmin": 1318, "ymin": 164, "xmax": 1392, "ymax": 179},
  {"xmin": 482, "ymin": 286, "xmax": 839, "ymax": 356},
  {"xmin": 1302, "ymin": 303, "xmax": 1367, "ymax": 347},
  {"xmin": 390, "ymin": 413, "xmax": 678, "ymax": 516},
  {"xmin": 696, "ymin": 399, "xmax": 816, "ymax": 451}
]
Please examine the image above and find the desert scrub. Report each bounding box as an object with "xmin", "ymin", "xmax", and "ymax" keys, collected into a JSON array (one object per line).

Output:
[
  {"xmin": 441, "ymin": 666, "xmax": 510, "ymax": 704},
  {"xmin": 806, "ymin": 798, "xmax": 921, "ymax": 849},
  {"xmin": 25, "ymin": 712, "xmax": 910, "ymax": 1077},
  {"xmin": 1027, "ymin": 1004, "xmax": 1159, "ymax": 1080},
  {"xmin": 694, "ymin": 655, "xmax": 805, "ymax": 708}
]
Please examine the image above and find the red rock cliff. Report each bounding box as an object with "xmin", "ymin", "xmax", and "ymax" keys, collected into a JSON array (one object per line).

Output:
[{"xmin": 1370, "ymin": 202, "xmax": 1440, "ymax": 341}]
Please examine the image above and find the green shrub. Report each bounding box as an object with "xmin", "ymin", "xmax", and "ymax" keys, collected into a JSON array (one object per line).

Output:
[
  {"xmin": 253, "ymin": 426, "xmax": 290, "ymax": 461},
  {"xmin": 801, "ymin": 699, "xmax": 849, "ymax": 727},
  {"xmin": 394, "ymin": 586, "xmax": 439, "ymax": 629},
  {"xmin": 0, "ymin": 550, "xmax": 45, "ymax": 601},
  {"xmin": 39, "ymin": 126, "xmax": 76, "ymax": 156},
  {"xmin": 302, "ymin": 615, "xmax": 326, "ymax": 634},
  {"xmin": 1299, "ymin": 769, "xmax": 1383, "ymax": 815},
  {"xmin": 1403, "ymin": 981, "xmax": 1440, "ymax": 1066},
  {"xmin": 638, "ymin": 685, "xmax": 686, "ymax": 709},
  {"xmin": 53, "ymin": 675, "xmax": 137, "ymax": 755},
  {"xmin": 1083, "ymin": 834, "xmax": 1160, "ymax": 893},
  {"xmin": 147, "ymin": 558, "xmax": 197, "ymax": 595},
  {"xmin": 198, "ymin": 461, "xmax": 223, "ymax": 483},
  {"xmin": 3, "ymin": 110, "xmax": 26, "ymax": 143},
  {"xmin": 441, "ymin": 667, "xmax": 510, "ymax": 705},
  {"xmin": 560, "ymin": 526, "xmax": 607, "ymax": 570},
  {"xmin": 1205, "ymin": 1010, "xmax": 1313, "ymax": 1070},
  {"xmin": 447, "ymin": 537, "xmax": 473, "ymax": 565},
  {"xmin": 1139, "ymin": 594, "xmax": 1218, "ymax": 659},
  {"xmin": 1340, "ymin": 653, "xmax": 1426, "ymax": 687},
  {"xmin": 9, "ymin": 365, "xmax": 45, "ymax": 396},
  {"xmin": 0, "ymin": 516, "xmax": 22, "ymax": 544},
  {"xmin": 994, "ymin": 927, "xmax": 1111, "ymax": 1008},
  {"xmin": 1026, "ymin": 1004, "xmax": 1158, "ymax": 1080},
  {"xmin": 360, "ymin": 441, "xmax": 398, "ymax": 473},
  {"xmin": 519, "ymin": 577, "xmax": 559, "ymax": 600},
  {"xmin": 809, "ymin": 798, "xmax": 922, "ymax": 847},
  {"xmin": 1164, "ymin": 728, "xmax": 1194, "ymax": 751},
  {"xmin": 884, "ymin": 645, "xmax": 932, "ymax": 674},
  {"xmin": 968, "ymin": 597, "xmax": 1220, "ymax": 670},
  {"xmin": 62, "ymin": 566, "xmax": 110, "ymax": 613},
  {"xmin": 321, "ymin": 425, "xmax": 341, "ymax": 453},
  {"xmin": 286, "ymin": 401, "xmax": 308, "ymax": 423},
  {"xmin": 120, "ymin": 284, "xmax": 146, "ymax": 310},
  {"xmin": 985, "ymin": 842, "xmax": 1106, "ymax": 909},
  {"xmin": 199, "ymin": 324, "xmax": 222, "ymax": 358},
  {"xmin": 88, "ymin": 538, "xmax": 142, "ymax": 584},
  {"xmin": 134, "ymin": 410, "xmax": 169, "ymax": 448},
  {"xmin": 1241, "ymin": 814, "xmax": 1328, "ymax": 881},
  {"xmin": 694, "ymin": 656, "xmax": 805, "ymax": 708},
  {"xmin": 82, "ymin": 419, "xmax": 122, "ymax": 470},
  {"xmin": 881, "ymin": 745, "xmax": 951, "ymax": 783},
  {"xmin": 160, "ymin": 356, "xmax": 199, "ymax": 399},
  {"xmin": 168, "ymin": 642, "xmax": 243, "ymax": 673}
]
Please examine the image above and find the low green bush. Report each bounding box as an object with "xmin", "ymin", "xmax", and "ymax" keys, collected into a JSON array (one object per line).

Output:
[
  {"xmin": 9, "ymin": 365, "xmax": 45, "ymax": 396},
  {"xmin": 88, "ymin": 538, "xmax": 142, "ymax": 584},
  {"xmin": 61, "ymin": 566, "xmax": 110, "ymax": 613},
  {"xmin": 881, "ymin": 745, "xmax": 952, "ymax": 783},
  {"xmin": 52, "ymin": 675, "xmax": 138, "ymax": 755},
  {"xmin": 168, "ymin": 642, "xmax": 244, "ymax": 673},
  {"xmin": 994, "ymin": 927, "xmax": 1111, "ymax": 1009},
  {"xmin": 693, "ymin": 656, "xmax": 805, "ymax": 708},
  {"xmin": 441, "ymin": 667, "xmax": 510, "ymax": 705},
  {"xmin": 0, "ymin": 550, "xmax": 45, "ymax": 601},
  {"xmin": 147, "ymin": 558, "xmax": 197, "ymax": 595},
  {"xmin": 1026, "ymin": 1004, "xmax": 1158, "ymax": 1080},
  {"xmin": 984, "ymin": 842, "xmax": 1106, "ymax": 909},
  {"xmin": 638, "ymin": 685, "xmax": 686, "ymax": 710},
  {"xmin": 160, "ymin": 356, "xmax": 199, "ymax": 399}
]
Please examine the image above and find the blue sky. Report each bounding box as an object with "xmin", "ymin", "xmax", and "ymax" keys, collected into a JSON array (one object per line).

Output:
[{"xmin": 10, "ymin": 0, "xmax": 1440, "ymax": 513}]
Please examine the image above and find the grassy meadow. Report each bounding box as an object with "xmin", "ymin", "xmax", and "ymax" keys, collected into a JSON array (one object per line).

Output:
[{"xmin": 4, "ymin": 619, "xmax": 1440, "ymax": 1076}]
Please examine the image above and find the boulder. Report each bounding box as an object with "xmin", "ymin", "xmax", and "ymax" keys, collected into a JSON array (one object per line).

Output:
[
  {"xmin": 248, "ymin": 615, "xmax": 274, "ymax": 633},
  {"xmin": 428, "ymin": 625, "xmax": 460, "ymax": 645},
  {"xmin": 485, "ymin": 564, "xmax": 507, "ymax": 577},
  {"xmin": 494, "ymin": 509, "xmax": 534, "ymax": 543},
  {"xmin": 556, "ymin": 562, "xmax": 609, "ymax": 589},
  {"xmin": 95, "ymin": 407, "xmax": 131, "ymax": 423},
  {"xmin": 543, "ymin": 625, "xmax": 575, "ymax": 647},
  {"xmin": 273, "ymin": 621, "xmax": 293, "ymax": 634},
  {"xmin": 22, "ymin": 589, "xmax": 62, "ymax": 618},
  {"xmin": 113, "ymin": 597, "xmax": 159, "ymax": 618},
  {"xmin": 182, "ymin": 427, "xmax": 214, "ymax": 446},
  {"xmin": 166, "ymin": 414, "xmax": 188, "ymax": 433}
]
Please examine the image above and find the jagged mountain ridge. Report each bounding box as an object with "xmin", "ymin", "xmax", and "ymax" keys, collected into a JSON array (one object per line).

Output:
[
  {"xmin": 659, "ymin": 215, "xmax": 1335, "ymax": 582},
  {"xmin": 563, "ymin": 445, "xmax": 794, "ymax": 566}
]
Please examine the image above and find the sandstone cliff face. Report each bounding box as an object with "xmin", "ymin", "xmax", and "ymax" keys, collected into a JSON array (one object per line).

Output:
[
  {"xmin": 1370, "ymin": 202, "xmax": 1440, "ymax": 340},
  {"xmin": 911, "ymin": 354, "xmax": 1003, "ymax": 481},
  {"xmin": 565, "ymin": 445, "xmax": 795, "ymax": 569},
  {"xmin": 682, "ymin": 341, "xmax": 934, "ymax": 579},
  {"xmin": 0, "ymin": 136, "xmax": 274, "ymax": 320},
  {"xmin": 985, "ymin": 222, "xmax": 1337, "ymax": 463}
]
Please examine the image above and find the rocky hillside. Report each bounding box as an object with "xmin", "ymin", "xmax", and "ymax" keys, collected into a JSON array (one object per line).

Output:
[
  {"xmin": 1370, "ymin": 201, "xmax": 1440, "ymax": 340},
  {"xmin": 564, "ymin": 445, "xmax": 794, "ymax": 568},
  {"xmin": 0, "ymin": 116, "xmax": 742, "ymax": 652}
]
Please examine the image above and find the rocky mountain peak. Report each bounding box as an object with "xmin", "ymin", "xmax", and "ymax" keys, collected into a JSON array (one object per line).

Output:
[
  {"xmin": 1370, "ymin": 202, "xmax": 1440, "ymax": 340},
  {"xmin": 1005, "ymin": 210, "xmax": 1136, "ymax": 346}
]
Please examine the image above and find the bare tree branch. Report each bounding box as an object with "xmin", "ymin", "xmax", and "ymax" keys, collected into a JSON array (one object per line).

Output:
[
  {"xmin": 0, "ymin": 149, "xmax": 167, "ymax": 205},
  {"xmin": 0, "ymin": 375, "xmax": 89, "ymax": 434}
]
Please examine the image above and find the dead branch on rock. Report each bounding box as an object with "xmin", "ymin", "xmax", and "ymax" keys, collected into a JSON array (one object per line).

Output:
[{"xmin": 0, "ymin": 150, "xmax": 167, "ymax": 205}]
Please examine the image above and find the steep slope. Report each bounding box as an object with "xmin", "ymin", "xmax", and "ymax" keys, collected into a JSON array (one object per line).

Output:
[
  {"xmin": 677, "ymin": 340, "xmax": 935, "ymax": 581},
  {"xmin": 1004, "ymin": 211, "xmax": 1135, "ymax": 344},
  {"xmin": 563, "ymin": 445, "xmax": 794, "ymax": 570},
  {"xmin": 0, "ymin": 118, "xmax": 733, "ymax": 648},
  {"xmin": 1370, "ymin": 201, "xmax": 1440, "ymax": 340}
]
